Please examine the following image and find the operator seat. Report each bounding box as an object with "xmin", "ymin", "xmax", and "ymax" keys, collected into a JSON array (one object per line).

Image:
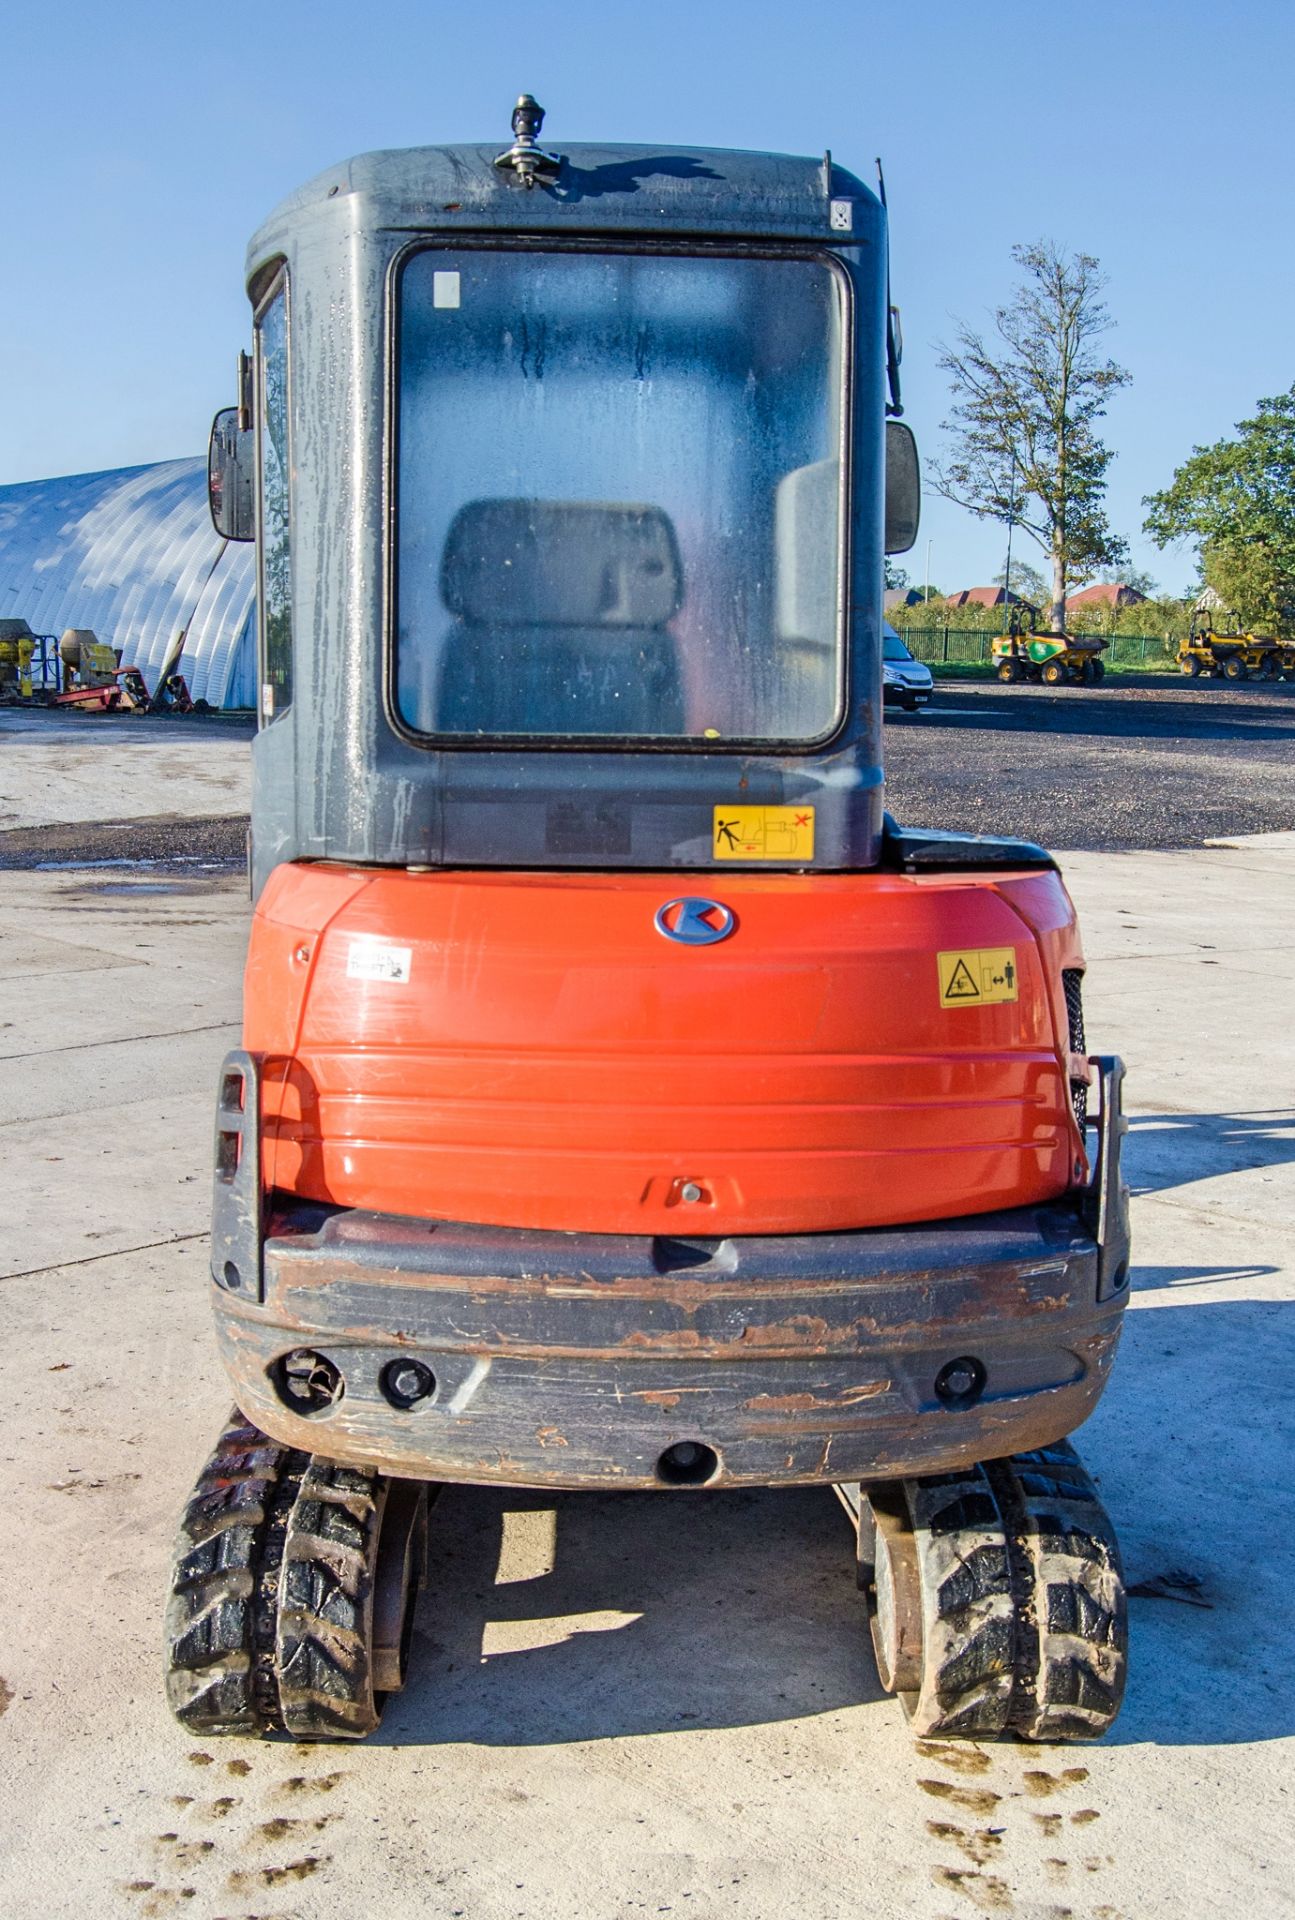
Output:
[{"xmin": 434, "ymin": 499, "xmax": 685, "ymax": 735}]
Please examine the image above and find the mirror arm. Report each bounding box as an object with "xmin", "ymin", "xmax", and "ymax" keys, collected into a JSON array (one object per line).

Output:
[{"xmin": 237, "ymin": 350, "xmax": 254, "ymax": 434}]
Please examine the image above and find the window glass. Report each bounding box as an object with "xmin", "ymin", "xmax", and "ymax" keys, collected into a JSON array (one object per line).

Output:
[
  {"xmin": 396, "ymin": 249, "xmax": 846, "ymax": 742},
  {"xmin": 257, "ymin": 285, "xmax": 292, "ymax": 720},
  {"xmin": 882, "ymin": 628, "xmax": 912, "ymax": 661}
]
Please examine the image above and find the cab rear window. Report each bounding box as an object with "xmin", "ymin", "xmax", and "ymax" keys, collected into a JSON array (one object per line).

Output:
[{"xmin": 394, "ymin": 246, "xmax": 848, "ymax": 745}]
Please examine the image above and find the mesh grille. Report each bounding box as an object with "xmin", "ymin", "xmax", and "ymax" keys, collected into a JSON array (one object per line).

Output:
[{"xmin": 1063, "ymin": 968, "xmax": 1088, "ymax": 1131}]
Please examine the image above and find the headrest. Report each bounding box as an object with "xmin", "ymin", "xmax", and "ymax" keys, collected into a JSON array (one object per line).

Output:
[{"xmin": 441, "ymin": 499, "xmax": 683, "ymax": 628}]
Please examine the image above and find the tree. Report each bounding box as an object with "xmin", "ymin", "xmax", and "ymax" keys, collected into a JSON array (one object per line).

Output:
[
  {"xmin": 1094, "ymin": 562, "xmax": 1160, "ymax": 595},
  {"xmin": 993, "ymin": 558, "xmax": 1048, "ymax": 607},
  {"xmin": 934, "ymin": 241, "xmax": 1131, "ymax": 631},
  {"xmin": 1143, "ymin": 387, "xmax": 1295, "ymax": 633},
  {"xmin": 884, "ymin": 561, "xmax": 910, "ymax": 592}
]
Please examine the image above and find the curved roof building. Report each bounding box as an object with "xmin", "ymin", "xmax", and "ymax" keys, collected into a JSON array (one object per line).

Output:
[{"xmin": 0, "ymin": 458, "xmax": 255, "ymax": 708}]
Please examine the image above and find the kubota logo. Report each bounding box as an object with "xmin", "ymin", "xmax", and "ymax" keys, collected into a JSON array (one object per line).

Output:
[{"xmin": 653, "ymin": 897, "xmax": 736, "ymax": 946}]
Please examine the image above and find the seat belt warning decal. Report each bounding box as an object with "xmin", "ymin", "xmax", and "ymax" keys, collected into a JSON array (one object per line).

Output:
[
  {"xmin": 938, "ymin": 948, "xmax": 1018, "ymax": 1007},
  {"xmin": 713, "ymin": 806, "xmax": 815, "ymax": 861}
]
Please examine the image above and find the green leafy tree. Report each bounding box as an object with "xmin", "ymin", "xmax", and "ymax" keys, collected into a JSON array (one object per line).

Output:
[
  {"xmin": 1093, "ymin": 563, "xmax": 1160, "ymax": 595},
  {"xmin": 884, "ymin": 561, "xmax": 910, "ymax": 591},
  {"xmin": 993, "ymin": 558, "xmax": 1048, "ymax": 606},
  {"xmin": 935, "ymin": 241, "xmax": 1131, "ymax": 631},
  {"xmin": 1143, "ymin": 387, "xmax": 1295, "ymax": 633}
]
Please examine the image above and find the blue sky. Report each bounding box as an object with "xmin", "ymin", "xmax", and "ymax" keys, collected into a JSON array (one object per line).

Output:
[{"xmin": 5, "ymin": 0, "xmax": 1292, "ymax": 592}]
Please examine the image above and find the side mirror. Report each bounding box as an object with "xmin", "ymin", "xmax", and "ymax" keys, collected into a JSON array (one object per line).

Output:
[
  {"xmin": 208, "ymin": 407, "xmax": 255, "ymax": 541},
  {"xmin": 884, "ymin": 419, "xmax": 920, "ymax": 555}
]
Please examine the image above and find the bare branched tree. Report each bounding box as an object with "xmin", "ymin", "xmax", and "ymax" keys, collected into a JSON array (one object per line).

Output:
[{"xmin": 935, "ymin": 242, "xmax": 1131, "ymax": 631}]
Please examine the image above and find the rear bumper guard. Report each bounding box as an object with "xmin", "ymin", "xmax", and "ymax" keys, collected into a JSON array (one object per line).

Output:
[{"xmin": 207, "ymin": 1049, "xmax": 1130, "ymax": 1489}]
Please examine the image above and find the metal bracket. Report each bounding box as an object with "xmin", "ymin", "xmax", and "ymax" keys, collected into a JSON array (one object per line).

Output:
[
  {"xmin": 832, "ymin": 1480, "xmax": 876, "ymax": 1590},
  {"xmin": 236, "ymin": 349, "xmax": 254, "ymax": 434},
  {"xmin": 1083, "ymin": 1054, "xmax": 1131, "ymax": 1300},
  {"xmin": 493, "ymin": 93, "xmax": 563, "ymax": 190},
  {"xmin": 211, "ymin": 1048, "xmax": 264, "ymax": 1303}
]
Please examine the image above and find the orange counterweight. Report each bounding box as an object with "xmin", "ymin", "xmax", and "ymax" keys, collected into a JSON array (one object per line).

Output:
[{"xmin": 244, "ymin": 862, "xmax": 1087, "ymax": 1238}]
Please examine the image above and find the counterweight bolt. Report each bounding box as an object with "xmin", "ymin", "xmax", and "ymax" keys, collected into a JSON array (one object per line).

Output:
[{"xmin": 383, "ymin": 1359, "xmax": 437, "ymax": 1408}]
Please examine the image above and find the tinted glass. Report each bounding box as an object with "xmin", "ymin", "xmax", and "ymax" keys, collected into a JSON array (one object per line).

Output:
[
  {"xmin": 258, "ymin": 285, "xmax": 292, "ymax": 720},
  {"xmin": 882, "ymin": 630, "xmax": 912, "ymax": 661},
  {"xmin": 396, "ymin": 249, "xmax": 846, "ymax": 742}
]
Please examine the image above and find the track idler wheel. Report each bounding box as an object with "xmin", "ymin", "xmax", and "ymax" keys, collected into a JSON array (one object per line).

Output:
[
  {"xmin": 863, "ymin": 1440, "xmax": 1126, "ymax": 1741},
  {"xmin": 165, "ymin": 1412, "xmax": 430, "ymax": 1739}
]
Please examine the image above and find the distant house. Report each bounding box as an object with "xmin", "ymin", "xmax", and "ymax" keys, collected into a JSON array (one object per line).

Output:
[
  {"xmin": 884, "ymin": 587, "xmax": 929, "ymax": 610},
  {"xmin": 1066, "ymin": 582, "xmax": 1149, "ymax": 609},
  {"xmin": 943, "ymin": 586, "xmax": 1037, "ymax": 611}
]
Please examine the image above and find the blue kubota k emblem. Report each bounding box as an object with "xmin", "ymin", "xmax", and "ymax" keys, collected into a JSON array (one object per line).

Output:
[{"xmin": 654, "ymin": 897, "xmax": 736, "ymax": 946}]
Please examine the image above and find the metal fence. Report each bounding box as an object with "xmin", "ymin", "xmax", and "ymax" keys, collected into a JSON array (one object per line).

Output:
[{"xmin": 896, "ymin": 629, "xmax": 1176, "ymax": 669}]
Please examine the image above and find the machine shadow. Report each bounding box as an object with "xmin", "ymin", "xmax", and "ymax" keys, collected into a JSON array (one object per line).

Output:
[
  {"xmin": 1087, "ymin": 1292, "xmax": 1295, "ymax": 1750},
  {"xmin": 377, "ymin": 1482, "xmax": 883, "ymax": 1748},
  {"xmin": 556, "ymin": 156, "xmax": 724, "ymax": 201},
  {"xmin": 376, "ymin": 1292, "xmax": 1295, "ymax": 1755},
  {"xmin": 1125, "ymin": 1109, "xmax": 1295, "ymax": 1196},
  {"xmin": 1129, "ymin": 1261, "xmax": 1279, "ymax": 1291}
]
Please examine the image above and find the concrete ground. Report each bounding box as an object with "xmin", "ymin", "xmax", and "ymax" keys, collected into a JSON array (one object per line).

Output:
[
  {"xmin": 0, "ymin": 708, "xmax": 252, "ymax": 833},
  {"xmin": 1, "ymin": 774, "xmax": 1294, "ymax": 1915}
]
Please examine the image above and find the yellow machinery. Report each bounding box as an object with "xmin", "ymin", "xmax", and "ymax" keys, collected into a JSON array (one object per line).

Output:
[
  {"xmin": 0, "ymin": 620, "xmax": 36, "ymax": 699},
  {"xmin": 992, "ymin": 615, "xmax": 1107, "ymax": 686},
  {"xmin": 59, "ymin": 628, "xmax": 119, "ymax": 686},
  {"xmin": 1177, "ymin": 615, "xmax": 1295, "ymax": 681}
]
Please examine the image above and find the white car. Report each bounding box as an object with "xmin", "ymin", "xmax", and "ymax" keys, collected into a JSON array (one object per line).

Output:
[{"xmin": 882, "ymin": 622, "xmax": 934, "ymax": 711}]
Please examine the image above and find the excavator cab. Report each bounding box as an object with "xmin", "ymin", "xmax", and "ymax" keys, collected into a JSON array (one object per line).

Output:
[{"xmin": 169, "ymin": 101, "xmax": 1131, "ymax": 1746}]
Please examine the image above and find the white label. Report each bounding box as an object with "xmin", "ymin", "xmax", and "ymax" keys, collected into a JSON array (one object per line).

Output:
[
  {"xmin": 346, "ymin": 941, "xmax": 412, "ymax": 984},
  {"xmin": 829, "ymin": 199, "xmax": 853, "ymax": 232},
  {"xmin": 261, "ymin": 681, "xmax": 275, "ymax": 717},
  {"xmin": 433, "ymin": 270, "xmax": 461, "ymax": 309}
]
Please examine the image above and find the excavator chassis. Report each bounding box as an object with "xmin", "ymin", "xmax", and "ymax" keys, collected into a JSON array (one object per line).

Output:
[{"xmin": 166, "ymin": 1056, "xmax": 1130, "ymax": 1742}]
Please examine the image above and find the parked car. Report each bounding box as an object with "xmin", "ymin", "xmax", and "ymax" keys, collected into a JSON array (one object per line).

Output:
[{"xmin": 882, "ymin": 623, "xmax": 934, "ymax": 711}]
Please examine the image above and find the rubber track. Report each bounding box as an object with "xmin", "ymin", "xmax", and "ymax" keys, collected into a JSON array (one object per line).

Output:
[
  {"xmin": 164, "ymin": 1412, "xmax": 390, "ymax": 1739},
  {"xmin": 902, "ymin": 1466, "xmax": 1018, "ymax": 1737},
  {"xmin": 892, "ymin": 1440, "xmax": 1126, "ymax": 1741},
  {"xmin": 990, "ymin": 1443, "xmax": 1127, "ymax": 1740},
  {"xmin": 276, "ymin": 1459, "xmax": 388, "ymax": 1739},
  {"xmin": 165, "ymin": 1412, "xmax": 299, "ymax": 1734}
]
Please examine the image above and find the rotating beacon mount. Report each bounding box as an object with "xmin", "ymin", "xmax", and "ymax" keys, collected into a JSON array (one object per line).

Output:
[{"xmin": 493, "ymin": 94, "xmax": 563, "ymax": 189}]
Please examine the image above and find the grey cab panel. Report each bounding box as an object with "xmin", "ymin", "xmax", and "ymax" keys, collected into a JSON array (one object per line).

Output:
[{"xmin": 240, "ymin": 144, "xmax": 890, "ymax": 893}]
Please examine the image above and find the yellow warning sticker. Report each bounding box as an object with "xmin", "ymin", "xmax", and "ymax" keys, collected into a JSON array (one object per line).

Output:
[
  {"xmin": 713, "ymin": 806, "xmax": 815, "ymax": 861},
  {"xmin": 938, "ymin": 947, "xmax": 1019, "ymax": 1008}
]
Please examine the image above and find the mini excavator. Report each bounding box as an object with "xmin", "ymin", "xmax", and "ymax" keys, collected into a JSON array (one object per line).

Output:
[{"xmin": 166, "ymin": 98, "xmax": 1131, "ymax": 1743}]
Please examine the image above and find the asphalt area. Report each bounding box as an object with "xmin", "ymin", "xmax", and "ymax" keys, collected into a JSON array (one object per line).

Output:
[
  {"xmin": 0, "ymin": 813, "xmax": 247, "ymax": 870},
  {"xmin": 886, "ymin": 678, "xmax": 1295, "ymax": 850},
  {"xmin": 3, "ymin": 679, "xmax": 1293, "ymax": 869}
]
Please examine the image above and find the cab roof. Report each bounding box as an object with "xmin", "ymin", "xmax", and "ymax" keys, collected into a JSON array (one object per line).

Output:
[{"xmin": 246, "ymin": 142, "xmax": 878, "ymax": 285}]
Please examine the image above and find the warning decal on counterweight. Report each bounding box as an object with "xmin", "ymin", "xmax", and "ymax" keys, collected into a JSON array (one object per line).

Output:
[{"xmin": 937, "ymin": 947, "xmax": 1018, "ymax": 1007}]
